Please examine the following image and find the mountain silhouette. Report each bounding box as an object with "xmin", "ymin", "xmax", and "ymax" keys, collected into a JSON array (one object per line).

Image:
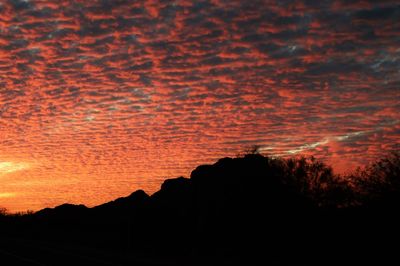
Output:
[
  {"xmin": 0, "ymin": 153, "xmax": 399, "ymax": 265},
  {"xmin": 93, "ymin": 189, "xmax": 149, "ymax": 212}
]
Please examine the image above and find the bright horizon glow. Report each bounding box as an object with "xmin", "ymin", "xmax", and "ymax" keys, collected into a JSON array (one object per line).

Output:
[
  {"xmin": 0, "ymin": 192, "xmax": 16, "ymax": 199},
  {"xmin": 0, "ymin": 162, "xmax": 31, "ymax": 175}
]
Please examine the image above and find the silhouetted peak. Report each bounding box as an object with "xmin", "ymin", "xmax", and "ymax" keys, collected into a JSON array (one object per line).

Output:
[
  {"xmin": 35, "ymin": 203, "xmax": 88, "ymax": 217},
  {"xmin": 126, "ymin": 189, "xmax": 149, "ymax": 201},
  {"xmin": 190, "ymin": 155, "xmax": 270, "ymax": 188},
  {"xmin": 113, "ymin": 189, "xmax": 149, "ymax": 205},
  {"xmin": 93, "ymin": 189, "xmax": 149, "ymax": 211},
  {"xmin": 242, "ymin": 153, "xmax": 270, "ymax": 168},
  {"xmin": 214, "ymin": 157, "xmax": 235, "ymax": 167},
  {"xmin": 191, "ymin": 155, "xmax": 268, "ymax": 179},
  {"xmin": 190, "ymin": 164, "xmax": 213, "ymax": 181},
  {"xmin": 187, "ymin": 154, "xmax": 316, "ymax": 212},
  {"xmin": 160, "ymin": 176, "xmax": 191, "ymax": 192},
  {"xmin": 55, "ymin": 203, "xmax": 87, "ymax": 211},
  {"xmin": 151, "ymin": 177, "xmax": 192, "ymax": 206},
  {"xmin": 243, "ymin": 153, "xmax": 266, "ymax": 160}
]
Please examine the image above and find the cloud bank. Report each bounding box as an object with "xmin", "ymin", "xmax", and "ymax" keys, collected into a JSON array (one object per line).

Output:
[{"xmin": 0, "ymin": 0, "xmax": 399, "ymax": 211}]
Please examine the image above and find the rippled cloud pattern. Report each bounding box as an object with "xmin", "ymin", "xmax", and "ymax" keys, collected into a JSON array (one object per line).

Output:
[{"xmin": 0, "ymin": 0, "xmax": 399, "ymax": 211}]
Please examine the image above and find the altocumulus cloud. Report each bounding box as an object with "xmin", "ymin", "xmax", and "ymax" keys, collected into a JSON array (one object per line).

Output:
[{"xmin": 0, "ymin": 0, "xmax": 399, "ymax": 211}]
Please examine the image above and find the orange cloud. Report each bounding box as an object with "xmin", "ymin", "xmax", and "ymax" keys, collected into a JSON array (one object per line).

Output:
[{"xmin": 0, "ymin": 0, "xmax": 399, "ymax": 212}]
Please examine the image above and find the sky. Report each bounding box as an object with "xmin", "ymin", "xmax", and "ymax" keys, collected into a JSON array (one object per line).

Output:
[{"xmin": 0, "ymin": 0, "xmax": 399, "ymax": 212}]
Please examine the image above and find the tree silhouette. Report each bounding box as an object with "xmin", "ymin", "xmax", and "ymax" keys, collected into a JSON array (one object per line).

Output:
[
  {"xmin": 0, "ymin": 207, "xmax": 7, "ymax": 216},
  {"xmin": 0, "ymin": 151, "xmax": 399, "ymax": 264},
  {"xmin": 355, "ymin": 151, "xmax": 400, "ymax": 207}
]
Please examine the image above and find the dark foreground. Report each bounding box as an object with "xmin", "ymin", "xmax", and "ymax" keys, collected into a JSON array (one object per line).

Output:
[
  {"xmin": 0, "ymin": 237, "xmax": 293, "ymax": 266},
  {"xmin": 1, "ymin": 154, "xmax": 399, "ymax": 265}
]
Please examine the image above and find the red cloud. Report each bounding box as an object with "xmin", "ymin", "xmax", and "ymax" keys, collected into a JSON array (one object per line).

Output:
[{"xmin": 0, "ymin": 0, "xmax": 398, "ymax": 212}]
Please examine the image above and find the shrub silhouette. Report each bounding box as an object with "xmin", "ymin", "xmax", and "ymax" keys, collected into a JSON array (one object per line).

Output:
[
  {"xmin": 0, "ymin": 207, "xmax": 7, "ymax": 216},
  {"xmin": 355, "ymin": 151, "xmax": 400, "ymax": 207},
  {"xmin": 0, "ymin": 151, "xmax": 399, "ymax": 264}
]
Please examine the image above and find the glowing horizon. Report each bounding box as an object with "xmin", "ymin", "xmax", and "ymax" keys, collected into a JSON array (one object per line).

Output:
[{"xmin": 0, "ymin": 161, "xmax": 32, "ymax": 175}]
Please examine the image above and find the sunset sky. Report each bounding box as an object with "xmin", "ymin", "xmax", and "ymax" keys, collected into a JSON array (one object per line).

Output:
[{"xmin": 0, "ymin": 0, "xmax": 399, "ymax": 212}]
